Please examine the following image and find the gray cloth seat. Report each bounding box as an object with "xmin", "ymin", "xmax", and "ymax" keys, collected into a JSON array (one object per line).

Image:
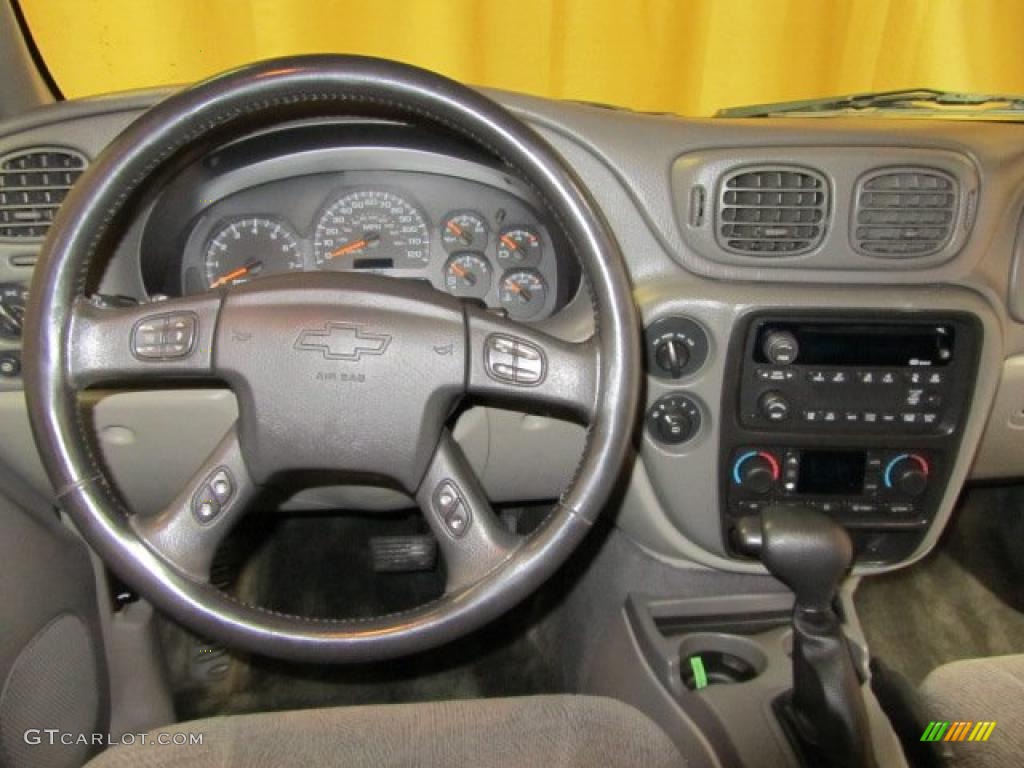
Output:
[
  {"xmin": 85, "ymin": 694, "xmax": 684, "ymax": 767},
  {"xmin": 919, "ymin": 654, "xmax": 1024, "ymax": 768}
]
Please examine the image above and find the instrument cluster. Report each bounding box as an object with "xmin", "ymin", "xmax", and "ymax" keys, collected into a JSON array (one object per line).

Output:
[{"xmin": 178, "ymin": 169, "xmax": 571, "ymax": 322}]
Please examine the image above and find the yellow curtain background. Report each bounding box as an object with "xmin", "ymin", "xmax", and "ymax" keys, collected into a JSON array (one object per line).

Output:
[{"xmin": 20, "ymin": 0, "xmax": 1024, "ymax": 116}]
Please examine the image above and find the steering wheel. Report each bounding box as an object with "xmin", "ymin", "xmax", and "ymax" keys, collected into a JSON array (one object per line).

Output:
[{"xmin": 23, "ymin": 56, "xmax": 640, "ymax": 662}]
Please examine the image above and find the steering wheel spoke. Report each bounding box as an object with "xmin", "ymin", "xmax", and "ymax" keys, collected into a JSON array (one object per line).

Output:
[
  {"xmin": 130, "ymin": 424, "xmax": 255, "ymax": 581},
  {"xmin": 417, "ymin": 430, "xmax": 519, "ymax": 593},
  {"xmin": 465, "ymin": 305, "xmax": 598, "ymax": 423},
  {"xmin": 68, "ymin": 294, "xmax": 221, "ymax": 389}
]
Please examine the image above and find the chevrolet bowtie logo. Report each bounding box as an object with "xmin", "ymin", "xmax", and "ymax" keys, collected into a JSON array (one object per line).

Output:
[{"xmin": 294, "ymin": 322, "xmax": 392, "ymax": 361}]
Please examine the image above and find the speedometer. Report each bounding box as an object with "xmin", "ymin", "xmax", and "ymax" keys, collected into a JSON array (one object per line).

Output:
[{"xmin": 314, "ymin": 190, "xmax": 430, "ymax": 269}]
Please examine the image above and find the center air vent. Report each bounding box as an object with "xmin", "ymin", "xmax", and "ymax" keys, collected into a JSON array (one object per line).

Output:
[
  {"xmin": 0, "ymin": 148, "xmax": 88, "ymax": 240},
  {"xmin": 717, "ymin": 166, "xmax": 828, "ymax": 256},
  {"xmin": 852, "ymin": 168, "xmax": 957, "ymax": 257}
]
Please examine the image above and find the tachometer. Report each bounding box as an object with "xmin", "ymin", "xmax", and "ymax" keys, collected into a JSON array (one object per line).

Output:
[
  {"xmin": 204, "ymin": 217, "xmax": 303, "ymax": 289},
  {"xmin": 314, "ymin": 190, "xmax": 430, "ymax": 269}
]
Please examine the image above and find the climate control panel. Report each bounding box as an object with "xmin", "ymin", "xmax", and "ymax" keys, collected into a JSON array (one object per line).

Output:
[{"xmin": 728, "ymin": 447, "xmax": 933, "ymax": 525}]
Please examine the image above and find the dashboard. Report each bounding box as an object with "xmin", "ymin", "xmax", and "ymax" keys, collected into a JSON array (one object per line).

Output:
[
  {"xmin": 1, "ymin": 86, "xmax": 1023, "ymax": 576},
  {"xmin": 140, "ymin": 125, "xmax": 577, "ymax": 323}
]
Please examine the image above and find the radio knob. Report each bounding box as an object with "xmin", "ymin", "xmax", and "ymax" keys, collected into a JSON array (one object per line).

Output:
[
  {"xmin": 762, "ymin": 330, "xmax": 799, "ymax": 365},
  {"xmin": 733, "ymin": 451, "xmax": 780, "ymax": 495},
  {"xmin": 758, "ymin": 390, "xmax": 791, "ymax": 422},
  {"xmin": 885, "ymin": 453, "xmax": 930, "ymax": 497},
  {"xmin": 653, "ymin": 337, "xmax": 691, "ymax": 378}
]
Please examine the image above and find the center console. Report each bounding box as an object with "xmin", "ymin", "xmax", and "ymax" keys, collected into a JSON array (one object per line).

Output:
[{"xmin": 720, "ymin": 311, "xmax": 981, "ymax": 564}]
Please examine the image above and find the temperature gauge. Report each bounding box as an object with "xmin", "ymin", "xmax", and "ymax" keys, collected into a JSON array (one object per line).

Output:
[
  {"xmin": 498, "ymin": 269, "xmax": 548, "ymax": 320},
  {"xmin": 444, "ymin": 252, "xmax": 492, "ymax": 299}
]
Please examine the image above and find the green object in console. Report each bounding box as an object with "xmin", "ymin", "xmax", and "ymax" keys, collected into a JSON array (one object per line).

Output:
[{"xmin": 690, "ymin": 656, "xmax": 708, "ymax": 690}]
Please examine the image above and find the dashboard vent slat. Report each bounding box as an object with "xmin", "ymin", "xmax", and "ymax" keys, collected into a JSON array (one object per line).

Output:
[
  {"xmin": 716, "ymin": 166, "xmax": 828, "ymax": 256},
  {"xmin": 852, "ymin": 168, "xmax": 957, "ymax": 258},
  {"xmin": 0, "ymin": 148, "xmax": 88, "ymax": 240}
]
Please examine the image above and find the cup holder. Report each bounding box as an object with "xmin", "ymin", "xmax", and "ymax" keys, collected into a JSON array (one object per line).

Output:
[{"xmin": 679, "ymin": 633, "xmax": 768, "ymax": 691}]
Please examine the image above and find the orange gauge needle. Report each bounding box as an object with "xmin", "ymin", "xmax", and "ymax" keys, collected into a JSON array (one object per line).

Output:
[
  {"xmin": 500, "ymin": 234, "xmax": 519, "ymax": 252},
  {"xmin": 210, "ymin": 260, "xmax": 262, "ymax": 289},
  {"xmin": 329, "ymin": 232, "xmax": 380, "ymax": 259},
  {"xmin": 446, "ymin": 220, "xmax": 472, "ymax": 244},
  {"xmin": 450, "ymin": 262, "xmax": 468, "ymax": 278}
]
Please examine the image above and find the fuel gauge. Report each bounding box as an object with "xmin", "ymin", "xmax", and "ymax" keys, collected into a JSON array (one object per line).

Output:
[
  {"xmin": 444, "ymin": 252, "xmax": 492, "ymax": 299},
  {"xmin": 498, "ymin": 269, "xmax": 548, "ymax": 320},
  {"xmin": 497, "ymin": 227, "xmax": 542, "ymax": 265}
]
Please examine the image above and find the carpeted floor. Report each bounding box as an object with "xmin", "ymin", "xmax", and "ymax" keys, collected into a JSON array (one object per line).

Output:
[
  {"xmin": 855, "ymin": 485, "xmax": 1024, "ymax": 686},
  {"xmin": 161, "ymin": 511, "xmax": 561, "ymax": 720}
]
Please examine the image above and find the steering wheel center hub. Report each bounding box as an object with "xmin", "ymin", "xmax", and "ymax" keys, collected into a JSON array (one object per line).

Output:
[{"xmin": 215, "ymin": 272, "xmax": 466, "ymax": 489}]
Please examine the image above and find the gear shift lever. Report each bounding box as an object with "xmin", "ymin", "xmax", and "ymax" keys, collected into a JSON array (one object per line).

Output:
[{"xmin": 734, "ymin": 505, "xmax": 878, "ymax": 768}]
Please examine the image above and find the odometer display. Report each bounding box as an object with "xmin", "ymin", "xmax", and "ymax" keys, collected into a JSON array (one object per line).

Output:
[{"xmin": 314, "ymin": 189, "xmax": 430, "ymax": 269}]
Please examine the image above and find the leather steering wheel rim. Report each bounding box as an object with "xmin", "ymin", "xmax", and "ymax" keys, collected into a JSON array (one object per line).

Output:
[{"xmin": 23, "ymin": 55, "xmax": 641, "ymax": 662}]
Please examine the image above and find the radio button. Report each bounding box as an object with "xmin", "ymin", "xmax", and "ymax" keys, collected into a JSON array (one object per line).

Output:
[
  {"xmin": 822, "ymin": 411, "xmax": 838, "ymax": 422},
  {"xmin": 901, "ymin": 412, "xmax": 920, "ymax": 424},
  {"xmin": 848, "ymin": 501, "xmax": 879, "ymax": 516},
  {"xmin": 881, "ymin": 412, "xmax": 897, "ymax": 423},
  {"xmin": 885, "ymin": 503, "xmax": 916, "ymax": 517},
  {"xmin": 762, "ymin": 330, "xmax": 799, "ymax": 365},
  {"xmin": 922, "ymin": 412, "xmax": 938, "ymax": 425},
  {"xmin": 803, "ymin": 410, "xmax": 819, "ymax": 422},
  {"xmin": 807, "ymin": 370, "xmax": 826, "ymax": 384},
  {"xmin": 844, "ymin": 411, "xmax": 860, "ymax": 422},
  {"xmin": 758, "ymin": 390, "xmax": 791, "ymax": 422},
  {"xmin": 862, "ymin": 412, "xmax": 878, "ymax": 423},
  {"xmin": 830, "ymin": 371, "xmax": 848, "ymax": 384},
  {"xmin": 880, "ymin": 372, "xmax": 898, "ymax": 384}
]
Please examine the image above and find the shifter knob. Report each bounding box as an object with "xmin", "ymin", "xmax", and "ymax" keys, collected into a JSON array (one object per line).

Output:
[{"xmin": 734, "ymin": 505, "xmax": 853, "ymax": 609}]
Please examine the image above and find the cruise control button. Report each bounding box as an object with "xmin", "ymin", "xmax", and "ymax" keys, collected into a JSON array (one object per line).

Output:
[
  {"xmin": 483, "ymin": 334, "xmax": 547, "ymax": 386},
  {"xmin": 132, "ymin": 312, "xmax": 197, "ymax": 359}
]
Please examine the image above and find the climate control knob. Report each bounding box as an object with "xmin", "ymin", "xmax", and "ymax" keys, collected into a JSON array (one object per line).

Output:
[
  {"xmin": 884, "ymin": 453, "xmax": 929, "ymax": 497},
  {"xmin": 733, "ymin": 450, "xmax": 780, "ymax": 495}
]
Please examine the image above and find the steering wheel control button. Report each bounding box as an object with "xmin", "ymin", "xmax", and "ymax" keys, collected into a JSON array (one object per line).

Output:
[
  {"xmin": 194, "ymin": 497, "xmax": 221, "ymax": 524},
  {"xmin": 210, "ymin": 470, "xmax": 234, "ymax": 504},
  {"xmin": 483, "ymin": 333, "xmax": 546, "ymax": 386},
  {"xmin": 192, "ymin": 467, "xmax": 235, "ymax": 523},
  {"xmin": 646, "ymin": 394, "xmax": 702, "ymax": 445},
  {"xmin": 644, "ymin": 316, "xmax": 709, "ymax": 379},
  {"xmin": 131, "ymin": 312, "xmax": 197, "ymax": 359},
  {"xmin": 434, "ymin": 481, "xmax": 470, "ymax": 537}
]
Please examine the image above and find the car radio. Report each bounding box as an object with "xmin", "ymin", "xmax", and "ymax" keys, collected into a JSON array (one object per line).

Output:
[
  {"xmin": 738, "ymin": 319, "xmax": 969, "ymax": 433},
  {"xmin": 720, "ymin": 311, "xmax": 981, "ymax": 564}
]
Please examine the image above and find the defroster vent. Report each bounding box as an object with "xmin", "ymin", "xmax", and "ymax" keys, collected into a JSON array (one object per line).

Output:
[
  {"xmin": 853, "ymin": 168, "xmax": 957, "ymax": 257},
  {"xmin": 717, "ymin": 166, "xmax": 828, "ymax": 256},
  {"xmin": 0, "ymin": 147, "xmax": 88, "ymax": 239}
]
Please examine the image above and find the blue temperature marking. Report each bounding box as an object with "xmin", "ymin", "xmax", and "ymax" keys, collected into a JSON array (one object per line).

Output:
[
  {"xmin": 733, "ymin": 450, "xmax": 759, "ymax": 485},
  {"xmin": 884, "ymin": 453, "xmax": 910, "ymax": 489}
]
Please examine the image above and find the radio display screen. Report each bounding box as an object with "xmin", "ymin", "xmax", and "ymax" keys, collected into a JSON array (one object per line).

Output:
[
  {"xmin": 756, "ymin": 323, "xmax": 954, "ymax": 367},
  {"xmin": 797, "ymin": 450, "xmax": 866, "ymax": 495}
]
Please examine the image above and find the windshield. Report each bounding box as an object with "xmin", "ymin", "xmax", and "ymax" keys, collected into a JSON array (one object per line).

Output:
[{"xmin": 18, "ymin": 0, "xmax": 1024, "ymax": 118}]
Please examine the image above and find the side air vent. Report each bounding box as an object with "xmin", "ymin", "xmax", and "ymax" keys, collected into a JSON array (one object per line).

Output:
[
  {"xmin": 852, "ymin": 168, "xmax": 957, "ymax": 257},
  {"xmin": 0, "ymin": 148, "xmax": 88, "ymax": 240},
  {"xmin": 717, "ymin": 166, "xmax": 828, "ymax": 256}
]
